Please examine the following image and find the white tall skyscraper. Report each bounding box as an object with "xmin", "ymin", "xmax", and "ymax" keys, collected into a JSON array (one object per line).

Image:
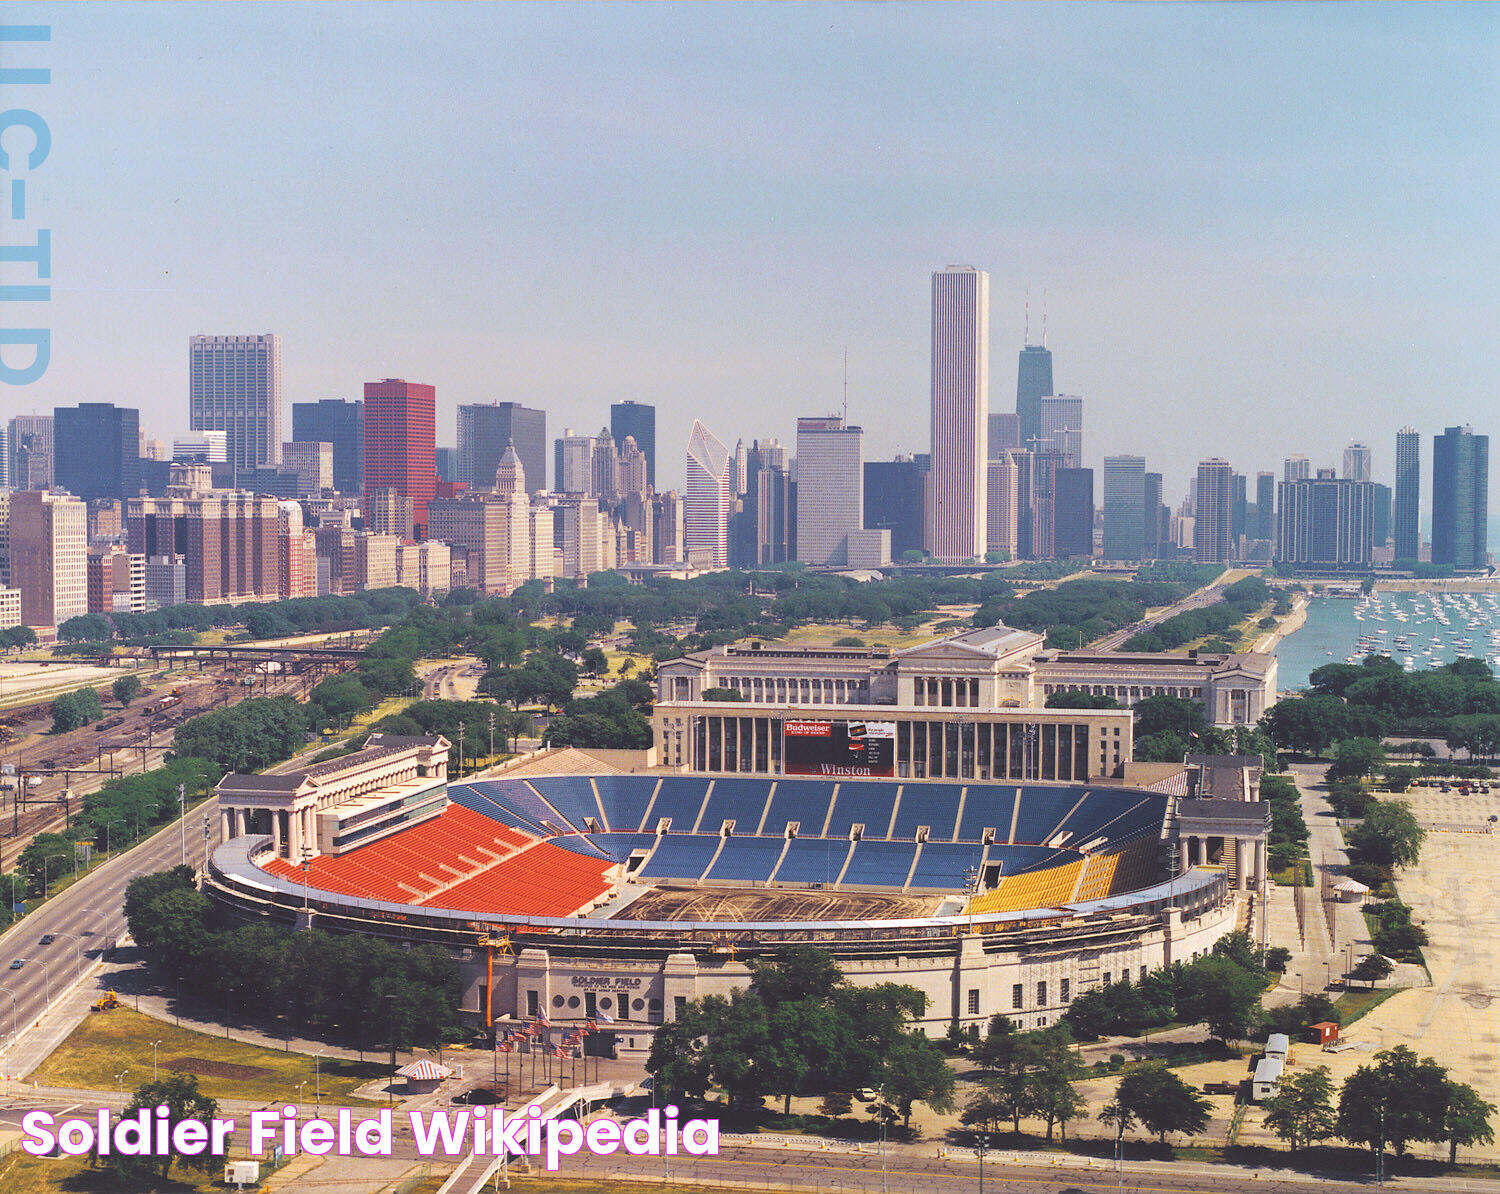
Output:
[
  {"xmin": 1342, "ymin": 441, "xmax": 1373, "ymax": 482},
  {"xmin": 189, "ymin": 333, "xmax": 283, "ymax": 472},
  {"xmin": 929, "ymin": 266, "xmax": 989, "ymax": 561},
  {"xmin": 1038, "ymin": 395, "xmax": 1084, "ymax": 466},
  {"xmin": 684, "ymin": 419, "xmax": 733, "ymax": 568},
  {"xmin": 795, "ymin": 417, "xmax": 889, "ymax": 567}
]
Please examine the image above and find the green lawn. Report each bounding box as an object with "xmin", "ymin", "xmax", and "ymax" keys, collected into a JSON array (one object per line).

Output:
[
  {"xmin": 30, "ymin": 1006, "xmax": 384, "ymax": 1105},
  {"xmin": 1334, "ymin": 985, "xmax": 1404, "ymax": 1025}
]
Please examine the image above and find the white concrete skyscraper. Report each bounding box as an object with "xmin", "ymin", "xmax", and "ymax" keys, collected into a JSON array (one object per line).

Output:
[
  {"xmin": 684, "ymin": 419, "xmax": 733, "ymax": 568},
  {"xmin": 795, "ymin": 416, "xmax": 889, "ymax": 567},
  {"xmin": 929, "ymin": 266, "xmax": 989, "ymax": 561},
  {"xmin": 189, "ymin": 333, "xmax": 283, "ymax": 473},
  {"xmin": 1343, "ymin": 441, "xmax": 1372, "ymax": 483}
]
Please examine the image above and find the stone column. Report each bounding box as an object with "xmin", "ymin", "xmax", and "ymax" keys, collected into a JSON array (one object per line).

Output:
[
  {"xmin": 1256, "ymin": 839, "xmax": 1268, "ymax": 892},
  {"xmin": 221, "ymin": 808, "xmax": 234, "ymax": 841},
  {"xmin": 1235, "ymin": 838, "xmax": 1248, "ymax": 890},
  {"xmin": 271, "ymin": 806, "xmax": 282, "ymax": 856}
]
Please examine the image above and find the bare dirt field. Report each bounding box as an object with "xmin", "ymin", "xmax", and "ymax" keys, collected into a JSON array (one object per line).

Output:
[{"xmin": 1239, "ymin": 786, "xmax": 1500, "ymax": 1160}]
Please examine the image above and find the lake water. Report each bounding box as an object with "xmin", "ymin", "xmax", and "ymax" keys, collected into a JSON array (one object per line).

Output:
[{"xmin": 1276, "ymin": 588, "xmax": 1500, "ymax": 694}]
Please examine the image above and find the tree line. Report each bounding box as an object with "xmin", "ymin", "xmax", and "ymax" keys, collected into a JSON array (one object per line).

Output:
[
  {"xmin": 125, "ymin": 867, "xmax": 464, "ymax": 1052},
  {"xmin": 646, "ymin": 946, "xmax": 955, "ymax": 1130}
]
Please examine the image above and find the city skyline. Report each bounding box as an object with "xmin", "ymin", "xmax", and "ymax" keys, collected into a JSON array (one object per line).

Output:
[{"xmin": 2, "ymin": 4, "xmax": 1494, "ymax": 513}]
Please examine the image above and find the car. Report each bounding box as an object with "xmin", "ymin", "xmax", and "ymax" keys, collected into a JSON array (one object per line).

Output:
[
  {"xmin": 8, "ymin": 959, "xmax": 22, "ymax": 970},
  {"xmin": 38, "ymin": 934, "xmax": 54, "ymax": 945}
]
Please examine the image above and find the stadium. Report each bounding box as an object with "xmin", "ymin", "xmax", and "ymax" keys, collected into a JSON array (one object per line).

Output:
[{"xmin": 205, "ymin": 739, "xmax": 1245, "ymax": 1056}]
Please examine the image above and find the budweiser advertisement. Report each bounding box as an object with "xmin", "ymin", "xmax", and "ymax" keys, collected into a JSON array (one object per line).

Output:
[{"xmin": 783, "ymin": 719, "xmax": 896, "ymax": 778}]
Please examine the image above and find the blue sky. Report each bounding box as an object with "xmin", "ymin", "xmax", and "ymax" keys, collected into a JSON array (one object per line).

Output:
[{"xmin": 3, "ymin": 2, "xmax": 1496, "ymax": 511}]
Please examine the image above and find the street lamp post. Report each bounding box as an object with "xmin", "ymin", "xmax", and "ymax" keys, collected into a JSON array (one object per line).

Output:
[
  {"xmin": 52, "ymin": 931, "xmax": 83, "ymax": 987},
  {"xmin": 115, "ymin": 1069, "xmax": 128, "ymax": 1099},
  {"xmin": 315, "ymin": 1051, "xmax": 324, "ymax": 1114},
  {"xmin": 178, "ymin": 783, "xmax": 187, "ymax": 868},
  {"xmin": 153, "ymin": 1039, "xmax": 162, "ymax": 1083},
  {"xmin": 457, "ymin": 722, "xmax": 465, "ymax": 779},
  {"xmin": 105, "ymin": 820, "xmax": 125, "ymax": 856},
  {"xmin": 37, "ymin": 959, "xmax": 52, "ymax": 1007}
]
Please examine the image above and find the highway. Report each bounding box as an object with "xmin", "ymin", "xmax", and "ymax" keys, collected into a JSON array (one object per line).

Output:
[
  {"xmin": 1091, "ymin": 569, "xmax": 1239, "ymax": 651},
  {"xmin": 0, "ymin": 788, "xmax": 218, "ymax": 1077}
]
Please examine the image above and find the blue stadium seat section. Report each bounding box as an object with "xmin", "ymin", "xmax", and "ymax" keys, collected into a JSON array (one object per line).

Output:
[
  {"xmin": 841, "ymin": 840, "xmax": 920, "ymax": 888},
  {"xmin": 525, "ymin": 777, "xmax": 599, "ymax": 834},
  {"xmin": 826, "ymin": 782, "xmax": 900, "ymax": 839},
  {"xmin": 760, "ymin": 781, "xmax": 835, "ymax": 837},
  {"xmin": 637, "ymin": 834, "xmax": 723, "ymax": 881},
  {"xmin": 703, "ymin": 836, "xmax": 787, "ymax": 884},
  {"xmin": 592, "ymin": 776, "xmax": 660, "ymax": 833},
  {"xmin": 470, "ymin": 779, "xmax": 568, "ymax": 835},
  {"xmin": 1052, "ymin": 792, "xmax": 1166, "ymax": 845},
  {"xmin": 1010, "ymin": 786, "xmax": 1072, "ymax": 843},
  {"xmin": 447, "ymin": 776, "xmax": 1164, "ymax": 896},
  {"xmin": 909, "ymin": 842, "xmax": 986, "ymax": 889},
  {"xmin": 890, "ymin": 784, "xmax": 963, "ymax": 841},
  {"xmin": 648, "ymin": 777, "xmax": 715, "ymax": 832},
  {"xmin": 956, "ymin": 786, "xmax": 1014, "ymax": 843},
  {"xmin": 577, "ymin": 833, "xmax": 658, "ymax": 863},
  {"xmin": 448, "ymin": 784, "xmax": 548, "ymax": 837},
  {"xmin": 773, "ymin": 837, "xmax": 852, "ymax": 885},
  {"xmin": 698, "ymin": 778, "xmax": 775, "ymax": 833}
]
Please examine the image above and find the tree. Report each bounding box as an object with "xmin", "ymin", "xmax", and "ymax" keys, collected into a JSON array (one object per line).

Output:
[
  {"xmin": 1328, "ymin": 737, "xmax": 1386, "ymax": 781},
  {"xmin": 879, "ymin": 1031, "xmax": 956, "ymax": 1129},
  {"xmin": 51, "ymin": 686, "xmax": 104, "ymax": 733},
  {"xmin": 1338, "ymin": 1045, "xmax": 1449, "ymax": 1158},
  {"xmin": 58, "ymin": 612, "xmax": 112, "ymax": 643},
  {"xmin": 1113, "ymin": 1062, "xmax": 1212, "ymax": 1144},
  {"xmin": 1177, "ymin": 955, "xmax": 1265, "ymax": 1044},
  {"xmin": 1027, "ymin": 1025, "xmax": 1086, "ymax": 1141},
  {"xmin": 1348, "ymin": 800, "xmax": 1425, "ymax": 870},
  {"xmin": 111, "ymin": 674, "xmax": 143, "ymax": 706},
  {"xmin": 1098, "ymin": 1098, "xmax": 1136, "ymax": 1154},
  {"xmin": 1263, "ymin": 1065, "xmax": 1337, "ymax": 1153},
  {"xmin": 1350, "ymin": 954, "xmax": 1394, "ymax": 988},
  {"xmin": 1259, "ymin": 694, "xmax": 1356, "ymax": 756},
  {"xmin": 1133, "ymin": 695, "xmax": 1211, "ymax": 741},
  {"xmin": 17, "ymin": 833, "xmax": 73, "ymax": 898},
  {"xmin": 1442, "ymin": 1081, "xmax": 1496, "ymax": 1163},
  {"xmin": 701, "ymin": 687, "xmax": 746, "ymax": 702},
  {"xmin": 970, "ymin": 1016, "xmax": 1034, "ymax": 1132},
  {"xmin": 102, "ymin": 1073, "xmax": 219, "ymax": 1181}
]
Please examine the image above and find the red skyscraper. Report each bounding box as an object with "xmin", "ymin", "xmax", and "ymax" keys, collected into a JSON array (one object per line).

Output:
[{"xmin": 363, "ymin": 379, "xmax": 437, "ymax": 537}]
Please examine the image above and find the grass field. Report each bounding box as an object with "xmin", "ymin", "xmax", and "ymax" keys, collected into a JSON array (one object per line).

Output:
[
  {"xmin": 30, "ymin": 1007, "xmax": 385, "ymax": 1105},
  {"xmin": 1334, "ymin": 985, "xmax": 1404, "ymax": 1025}
]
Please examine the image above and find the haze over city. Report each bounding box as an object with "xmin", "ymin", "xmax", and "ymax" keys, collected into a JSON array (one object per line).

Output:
[{"xmin": 4, "ymin": 2, "xmax": 1496, "ymax": 507}]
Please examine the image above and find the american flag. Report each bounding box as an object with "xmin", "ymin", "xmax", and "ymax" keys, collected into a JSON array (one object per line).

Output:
[
  {"xmin": 551, "ymin": 1045, "xmax": 572, "ymax": 1059},
  {"xmin": 533, "ymin": 1014, "xmax": 552, "ymax": 1029},
  {"xmin": 496, "ymin": 1040, "xmax": 514, "ymax": 1054},
  {"xmin": 596, "ymin": 1009, "xmax": 616, "ymax": 1024}
]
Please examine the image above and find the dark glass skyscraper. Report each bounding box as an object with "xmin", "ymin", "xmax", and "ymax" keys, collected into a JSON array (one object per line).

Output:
[
  {"xmin": 1432, "ymin": 425, "xmax": 1488, "ymax": 568},
  {"xmin": 1143, "ymin": 471, "xmax": 1164, "ymax": 558},
  {"xmin": 1015, "ymin": 344, "xmax": 1053, "ymax": 451},
  {"xmin": 1394, "ymin": 427, "xmax": 1420, "ymax": 561},
  {"xmin": 610, "ymin": 402, "xmax": 656, "ymax": 489},
  {"xmin": 1255, "ymin": 472, "xmax": 1276, "ymax": 542},
  {"xmin": 1054, "ymin": 468, "xmax": 1094, "ymax": 560},
  {"xmin": 54, "ymin": 403, "xmax": 140, "ymax": 501},
  {"xmin": 457, "ymin": 402, "xmax": 546, "ymax": 493},
  {"xmin": 864, "ymin": 458, "xmax": 927, "ymax": 561},
  {"xmin": 292, "ymin": 399, "xmax": 363, "ymax": 495}
]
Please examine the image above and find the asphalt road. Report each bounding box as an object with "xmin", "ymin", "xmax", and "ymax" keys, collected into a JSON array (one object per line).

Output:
[
  {"xmin": 1092, "ymin": 570, "xmax": 1237, "ymax": 651},
  {"xmin": 0, "ymin": 789, "xmax": 218, "ymax": 1067}
]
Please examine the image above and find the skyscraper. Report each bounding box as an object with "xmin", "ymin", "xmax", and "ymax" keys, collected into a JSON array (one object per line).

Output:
[
  {"xmin": 292, "ymin": 399, "xmax": 363, "ymax": 494},
  {"xmin": 457, "ymin": 402, "xmax": 546, "ymax": 493},
  {"xmin": 1015, "ymin": 342, "xmax": 1053, "ymax": 452},
  {"xmin": 865, "ymin": 456, "xmax": 927, "ymax": 562},
  {"xmin": 1394, "ymin": 427, "xmax": 1421, "ymax": 561},
  {"xmin": 1283, "ymin": 455, "xmax": 1311, "ymax": 483},
  {"xmin": 1431, "ymin": 425, "xmax": 1489, "ymax": 569},
  {"xmin": 929, "ymin": 266, "xmax": 989, "ymax": 562},
  {"xmin": 985, "ymin": 453, "xmax": 1020, "ymax": 558},
  {"xmin": 554, "ymin": 429, "xmax": 596, "ymax": 495},
  {"xmin": 1276, "ymin": 470, "xmax": 1373, "ymax": 568},
  {"xmin": 1102, "ymin": 455, "xmax": 1146, "ymax": 561},
  {"xmin": 9, "ymin": 490, "xmax": 86, "ymax": 627},
  {"xmin": 1038, "ymin": 395, "xmax": 1083, "ymax": 465},
  {"xmin": 1195, "ymin": 459, "xmax": 1235, "ymax": 563},
  {"xmin": 1255, "ymin": 472, "xmax": 1276, "ymax": 542},
  {"xmin": 7, "ymin": 414, "xmax": 53, "ymax": 490},
  {"xmin": 363, "ymin": 379, "xmax": 436, "ymax": 537},
  {"xmin": 189, "ymin": 333, "xmax": 283, "ymax": 473},
  {"xmin": 1370, "ymin": 483, "xmax": 1392, "ymax": 548},
  {"xmin": 1054, "ymin": 468, "xmax": 1094, "ymax": 560},
  {"xmin": 684, "ymin": 419, "xmax": 733, "ymax": 568},
  {"xmin": 611, "ymin": 402, "xmax": 656, "ymax": 488},
  {"xmin": 795, "ymin": 417, "xmax": 887, "ymax": 567},
  {"xmin": 54, "ymin": 403, "xmax": 141, "ymax": 501},
  {"xmin": 987, "ymin": 412, "xmax": 1021, "ymax": 458},
  {"xmin": 1343, "ymin": 442, "xmax": 1373, "ymax": 482}
]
